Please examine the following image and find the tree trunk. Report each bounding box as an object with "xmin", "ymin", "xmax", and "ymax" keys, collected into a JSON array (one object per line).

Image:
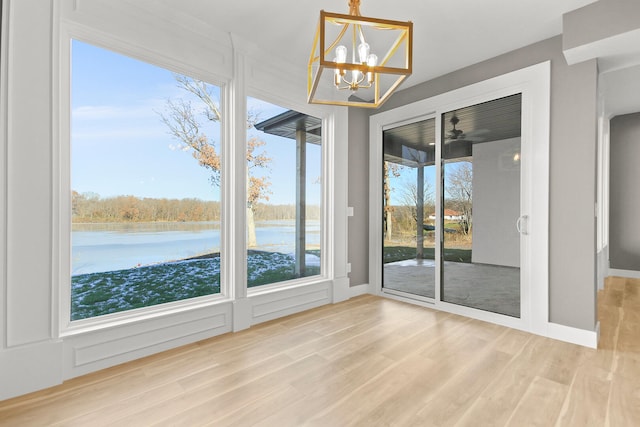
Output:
[
  {"xmin": 247, "ymin": 206, "xmax": 257, "ymax": 247},
  {"xmin": 383, "ymin": 161, "xmax": 393, "ymax": 241},
  {"xmin": 416, "ymin": 166, "xmax": 424, "ymax": 259}
]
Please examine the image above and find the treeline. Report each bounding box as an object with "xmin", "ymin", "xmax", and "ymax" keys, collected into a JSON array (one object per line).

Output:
[
  {"xmin": 388, "ymin": 202, "xmax": 469, "ymax": 236},
  {"xmin": 72, "ymin": 192, "xmax": 220, "ymax": 223},
  {"xmin": 253, "ymin": 203, "xmax": 320, "ymax": 221},
  {"xmin": 72, "ymin": 192, "xmax": 320, "ymax": 223}
]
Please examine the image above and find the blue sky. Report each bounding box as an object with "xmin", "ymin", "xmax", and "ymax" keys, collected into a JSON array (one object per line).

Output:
[{"xmin": 71, "ymin": 39, "xmax": 321, "ymax": 205}]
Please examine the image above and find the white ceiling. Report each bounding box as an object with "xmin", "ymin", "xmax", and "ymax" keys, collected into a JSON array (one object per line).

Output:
[{"xmin": 169, "ymin": 0, "xmax": 597, "ymax": 89}]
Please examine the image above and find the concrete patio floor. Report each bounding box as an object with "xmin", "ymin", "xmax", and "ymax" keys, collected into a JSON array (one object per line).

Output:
[{"xmin": 383, "ymin": 259, "xmax": 520, "ymax": 317}]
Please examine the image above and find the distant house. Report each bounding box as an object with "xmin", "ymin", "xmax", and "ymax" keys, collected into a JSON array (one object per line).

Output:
[{"xmin": 428, "ymin": 209, "xmax": 463, "ymax": 221}]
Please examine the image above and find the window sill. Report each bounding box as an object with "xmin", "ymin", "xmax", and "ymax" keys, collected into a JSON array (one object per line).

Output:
[
  {"xmin": 60, "ymin": 293, "xmax": 231, "ymax": 337},
  {"xmin": 246, "ymin": 275, "xmax": 331, "ymax": 297}
]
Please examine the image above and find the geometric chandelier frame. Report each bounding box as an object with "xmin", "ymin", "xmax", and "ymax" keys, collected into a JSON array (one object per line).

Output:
[{"xmin": 307, "ymin": 0, "xmax": 413, "ymax": 108}]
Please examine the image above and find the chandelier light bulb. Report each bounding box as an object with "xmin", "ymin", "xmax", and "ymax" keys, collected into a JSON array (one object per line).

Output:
[
  {"xmin": 352, "ymin": 69, "xmax": 361, "ymax": 84},
  {"xmin": 334, "ymin": 59, "xmax": 342, "ymax": 86},
  {"xmin": 335, "ymin": 45, "xmax": 347, "ymax": 63},
  {"xmin": 358, "ymin": 42, "xmax": 370, "ymax": 63},
  {"xmin": 367, "ymin": 53, "xmax": 378, "ymax": 83}
]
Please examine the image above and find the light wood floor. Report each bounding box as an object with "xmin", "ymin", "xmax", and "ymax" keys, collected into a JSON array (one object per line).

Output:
[{"xmin": 0, "ymin": 277, "xmax": 639, "ymax": 426}]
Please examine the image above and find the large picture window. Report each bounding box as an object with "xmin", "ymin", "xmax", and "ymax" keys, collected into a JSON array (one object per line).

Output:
[
  {"xmin": 246, "ymin": 97, "xmax": 323, "ymax": 287},
  {"xmin": 70, "ymin": 40, "xmax": 222, "ymax": 320}
]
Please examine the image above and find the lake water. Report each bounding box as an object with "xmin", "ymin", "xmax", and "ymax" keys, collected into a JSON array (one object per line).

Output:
[{"xmin": 72, "ymin": 220, "xmax": 320, "ymax": 275}]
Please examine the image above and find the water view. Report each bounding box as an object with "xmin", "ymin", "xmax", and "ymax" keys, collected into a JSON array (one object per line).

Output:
[{"xmin": 72, "ymin": 220, "xmax": 320, "ymax": 275}]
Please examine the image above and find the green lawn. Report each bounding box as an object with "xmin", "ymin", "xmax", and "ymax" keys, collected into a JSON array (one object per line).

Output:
[
  {"xmin": 71, "ymin": 257, "xmax": 221, "ymax": 321},
  {"xmin": 383, "ymin": 246, "xmax": 472, "ymax": 263},
  {"xmin": 71, "ymin": 250, "xmax": 321, "ymax": 321},
  {"xmin": 245, "ymin": 250, "xmax": 321, "ymax": 287}
]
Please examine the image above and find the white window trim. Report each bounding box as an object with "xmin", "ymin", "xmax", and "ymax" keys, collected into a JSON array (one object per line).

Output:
[
  {"xmin": 56, "ymin": 26, "xmax": 232, "ymax": 335},
  {"xmin": 243, "ymin": 92, "xmax": 332, "ymax": 296},
  {"xmin": 55, "ymin": 25, "xmax": 339, "ymax": 336}
]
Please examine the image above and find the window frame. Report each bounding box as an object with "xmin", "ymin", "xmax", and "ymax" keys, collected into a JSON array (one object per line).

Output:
[
  {"xmin": 243, "ymin": 91, "xmax": 331, "ymax": 296},
  {"xmin": 58, "ymin": 29, "xmax": 231, "ymax": 334},
  {"xmin": 57, "ymin": 28, "xmax": 336, "ymax": 334}
]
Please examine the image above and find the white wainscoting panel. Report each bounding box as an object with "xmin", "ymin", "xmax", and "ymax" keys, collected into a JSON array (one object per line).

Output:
[
  {"xmin": 249, "ymin": 281, "xmax": 332, "ymax": 325},
  {"xmin": 63, "ymin": 302, "xmax": 232, "ymax": 379}
]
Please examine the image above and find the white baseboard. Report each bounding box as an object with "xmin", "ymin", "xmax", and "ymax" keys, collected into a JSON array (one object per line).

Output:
[
  {"xmin": 0, "ymin": 340, "xmax": 64, "ymax": 401},
  {"xmin": 608, "ymin": 268, "xmax": 640, "ymax": 280},
  {"xmin": 375, "ymin": 287, "xmax": 600, "ymax": 349},
  {"xmin": 348, "ymin": 283, "xmax": 372, "ymax": 298},
  {"xmin": 233, "ymin": 298, "xmax": 253, "ymax": 332},
  {"xmin": 597, "ymin": 246, "xmax": 609, "ymax": 290},
  {"xmin": 545, "ymin": 321, "xmax": 599, "ymax": 349},
  {"xmin": 332, "ymin": 277, "xmax": 351, "ymax": 303}
]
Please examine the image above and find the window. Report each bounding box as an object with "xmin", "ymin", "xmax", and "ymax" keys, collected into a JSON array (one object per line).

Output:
[
  {"xmin": 71, "ymin": 40, "xmax": 222, "ymax": 320},
  {"xmin": 246, "ymin": 97, "xmax": 322, "ymax": 287}
]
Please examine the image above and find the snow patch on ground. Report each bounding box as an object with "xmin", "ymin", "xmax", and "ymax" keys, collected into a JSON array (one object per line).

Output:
[{"xmin": 71, "ymin": 251, "xmax": 322, "ymax": 320}]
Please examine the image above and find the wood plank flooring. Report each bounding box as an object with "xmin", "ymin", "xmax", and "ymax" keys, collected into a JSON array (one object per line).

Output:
[{"xmin": 0, "ymin": 277, "xmax": 638, "ymax": 426}]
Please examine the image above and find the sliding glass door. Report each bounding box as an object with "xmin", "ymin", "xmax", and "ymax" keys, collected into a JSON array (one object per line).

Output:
[
  {"xmin": 381, "ymin": 94, "xmax": 523, "ymax": 318},
  {"xmin": 382, "ymin": 118, "xmax": 436, "ymax": 299},
  {"xmin": 441, "ymin": 94, "xmax": 522, "ymax": 317}
]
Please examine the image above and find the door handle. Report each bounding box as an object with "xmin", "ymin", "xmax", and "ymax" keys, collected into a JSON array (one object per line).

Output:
[{"xmin": 516, "ymin": 215, "xmax": 528, "ymax": 235}]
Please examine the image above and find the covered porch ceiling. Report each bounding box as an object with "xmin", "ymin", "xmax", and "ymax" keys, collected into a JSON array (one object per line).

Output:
[{"xmin": 383, "ymin": 93, "xmax": 522, "ymax": 167}]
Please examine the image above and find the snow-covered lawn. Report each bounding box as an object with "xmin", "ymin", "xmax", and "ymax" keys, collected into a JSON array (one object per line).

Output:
[{"xmin": 71, "ymin": 251, "xmax": 321, "ymax": 320}]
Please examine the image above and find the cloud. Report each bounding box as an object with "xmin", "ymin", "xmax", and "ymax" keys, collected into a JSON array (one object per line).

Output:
[
  {"xmin": 72, "ymin": 127, "xmax": 167, "ymax": 141},
  {"xmin": 246, "ymin": 97, "xmax": 288, "ymax": 121},
  {"xmin": 71, "ymin": 96, "xmax": 221, "ymax": 143},
  {"xmin": 71, "ymin": 99, "xmax": 170, "ymax": 141},
  {"xmin": 169, "ymin": 143, "xmax": 191, "ymax": 152},
  {"xmin": 72, "ymin": 98, "xmax": 166, "ymax": 121},
  {"xmin": 72, "ymin": 105, "xmax": 120, "ymax": 119}
]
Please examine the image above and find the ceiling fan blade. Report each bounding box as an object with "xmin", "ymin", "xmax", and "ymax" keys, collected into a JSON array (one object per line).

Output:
[{"xmin": 465, "ymin": 128, "xmax": 491, "ymax": 137}]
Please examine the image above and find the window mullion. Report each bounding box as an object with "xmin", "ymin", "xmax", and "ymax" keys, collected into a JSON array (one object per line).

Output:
[{"xmin": 227, "ymin": 43, "xmax": 252, "ymax": 331}]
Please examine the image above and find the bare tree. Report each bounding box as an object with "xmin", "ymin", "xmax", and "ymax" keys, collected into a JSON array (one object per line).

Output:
[
  {"xmin": 159, "ymin": 75, "xmax": 271, "ymax": 247},
  {"xmin": 399, "ymin": 178, "xmax": 435, "ymax": 225},
  {"xmin": 383, "ymin": 161, "xmax": 401, "ymax": 241},
  {"xmin": 397, "ymin": 172, "xmax": 435, "ymax": 258},
  {"xmin": 445, "ymin": 161, "xmax": 472, "ymax": 235}
]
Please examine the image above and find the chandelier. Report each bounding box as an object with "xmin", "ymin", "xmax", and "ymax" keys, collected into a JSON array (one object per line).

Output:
[{"xmin": 307, "ymin": 0, "xmax": 413, "ymax": 108}]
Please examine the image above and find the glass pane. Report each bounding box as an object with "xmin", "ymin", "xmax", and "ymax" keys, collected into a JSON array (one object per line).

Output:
[
  {"xmin": 382, "ymin": 118, "xmax": 436, "ymax": 298},
  {"xmin": 71, "ymin": 40, "xmax": 221, "ymax": 320},
  {"xmin": 247, "ymin": 98, "xmax": 322, "ymax": 287},
  {"xmin": 441, "ymin": 94, "xmax": 522, "ymax": 317}
]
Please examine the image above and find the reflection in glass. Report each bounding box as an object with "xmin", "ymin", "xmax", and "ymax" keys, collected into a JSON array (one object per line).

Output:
[
  {"xmin": 382, "ymin": 118, "xmax": 436, "ymax": 298},
  {"xmin": 249, "ymin": 103, "xmax": 323, "ymax": 287},
  {"xmin": 441, "ymin": 94, "xmax": 522, "ymax": 317}
]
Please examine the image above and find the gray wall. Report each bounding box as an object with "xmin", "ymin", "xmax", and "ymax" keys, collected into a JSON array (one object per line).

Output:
[
  {"xmin": 609, "ymin": 112, "xmax": 640, "ymax": 271},
  {"xmin": 348, "ymin": 36, "xmax": 598, "ymax": 331},
  {"xmin": 347, "ymin": 107, "xmax": 370, "ymax": 287},
  {"xmin": 563, "ymin": 0, "xmax": 640, "ymax": 51},
  {"xmin": 472, "ymin": 138, "xmax": 521, "ymax": 268}
]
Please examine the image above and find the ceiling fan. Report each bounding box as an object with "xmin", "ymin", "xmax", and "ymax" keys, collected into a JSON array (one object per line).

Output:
[
  {"xmin": 444, "ymin": 114, "xmax": 489, "ymax": 144},
  {"xmin": 446, "ymin": 115, "xmax": 465, "ymax": 140}
]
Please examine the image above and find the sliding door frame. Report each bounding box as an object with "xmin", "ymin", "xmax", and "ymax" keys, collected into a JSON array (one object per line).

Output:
[
  {"xmin": 380, "ymin": 113, "xmax": 438, "ymax": 304},
  {"xmin": 369, "ymin": 62, "xmax": 550, "ymax": 335}
]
